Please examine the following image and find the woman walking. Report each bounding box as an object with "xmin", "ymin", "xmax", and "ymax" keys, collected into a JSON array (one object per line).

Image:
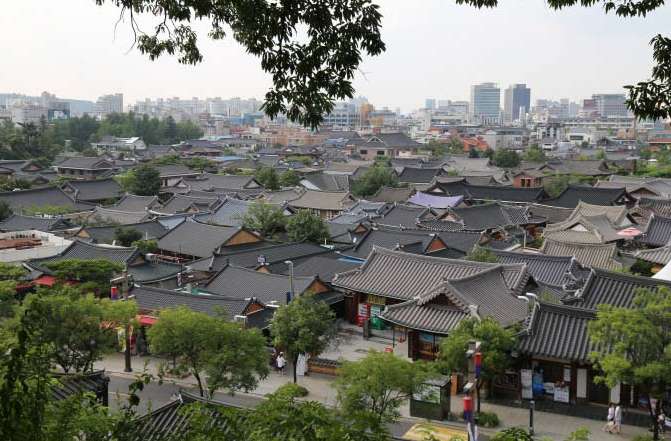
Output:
[
  {"xmin": 276, "ymin": 352, "xmax": 286, "ymax": 376},
  {"xmin": 605, "ymin": 403, "xmax": 615, "ymax": 433}
]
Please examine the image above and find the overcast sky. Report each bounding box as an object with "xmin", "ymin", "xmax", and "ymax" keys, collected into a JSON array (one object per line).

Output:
[{"xmin": 2, "ymin": 0, "xmax": 670, "ymax": 113}]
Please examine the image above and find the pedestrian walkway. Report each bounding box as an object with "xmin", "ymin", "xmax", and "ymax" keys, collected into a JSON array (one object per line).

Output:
[{"xmin": 96, "ymin": 349, "xmax": 651, "ymax": 441}]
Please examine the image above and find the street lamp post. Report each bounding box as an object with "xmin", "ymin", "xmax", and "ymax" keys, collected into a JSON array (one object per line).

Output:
[{"xmin": 285, "ymin": 260, "xmax": 294, "ymax": 304}]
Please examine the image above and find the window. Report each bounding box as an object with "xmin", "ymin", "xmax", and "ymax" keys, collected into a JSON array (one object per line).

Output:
[
  {"xmin": 377, "ymin": 150, "xmax": 385, "ymax": 156},
  {"xmin": 360, "ymin": 150, "xmax": 368, "ymax": 155}
]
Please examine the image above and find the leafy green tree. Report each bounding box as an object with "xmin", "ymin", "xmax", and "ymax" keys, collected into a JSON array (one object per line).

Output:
[
  {"xmin": 114, "ymin": 227, "xmax": 143, "ymax": 247},
  {"xmin": 185, "ymin": 156, "xmax": 216, "ymax": 172},
  {"xmin": 468, "ymin": 149, "xmax": 480, "ymax": 158},
  {"xmin": 544, "ymin": 176, "xmax": 569, "ymax": 198},
  {"xmin": 131, "ymin": 239, "xmax": 158, "ymax": 253},
  {"xmin": 524, "ymin": 145, "xmax": 546, "ymax": 162},
  {"xmin": 641, "ymin": 148, "xmax": 653, "ymax": 160},
  {"xmin": 0, "ymin": 199, "xmax": 12, "ymax": 221},
  {"xmin": 129, "ymin": 164, "xmax": 162, "ymax": 196},
  {"xmin": 291, "ymin": 156, "xmax": 314, "ymax": 166},
  {"xmin": 16, "ymin": 287, "xmax": 138, "ymax": 373},
  {"xmin": 148, "ymin": 306, "xmax": 268, "ymax": 397},
  {"xmin": 437, "ymin": 317, "xmax": 517, "ymax": 411},
  {"xmin": 491, "ymin": 149, "xmax": 521, "ymax": 169},
  {"xmin": 16, "ymin": 204, "xmax": 72, "ymax": 216},
  {"xmin": 164, "ymin": 115, "xmax": 178, "ymax": 143},
  {"xmin": 595, "ymin": 149, "xmax": 606, "ymax": 159},
  {"xmin": 176, "ymin": 120, "xmax": 205, "ymax": 141},
  {"xmin": 270, "ymin": 292, "xmax": 335, "ymax": 383},
  {"xmin": 255, "ymin": 167, "xmax": 280, "ymax": 190},
  {"xmin": 45, "ymin": 259, "xmax": 124, "ymax": 294},
  {"xmin": 334, "ymin": 351, "xmax": 429, "ymax": 435},
  {"xmin": 463, "ymin": 246, "xmax": 499, "ymax": 263},
  {"xmin": 95, "ymin": 0, "xmax": 384, "ymax": 129},
  {"xmin": 238, "ymin": 201, "xmax": 285, "ymax": 237},
  {"xmin": 350, "ymin": 166, "xmax": 398, "ymax": 198},
  {"xmin": 0, "ymin": 263, "xmax": 27, "ymax": 281},
  {"xmin": 285, "ymin": 209, "xmax": 329, "ymax": 243},
  {"xmin": 589, "ymin": 287, "xmax": 671, "ymax": 440},
  {"xmin": 280, "ymin": 170, "xmax": 301, "ymax": 187}
]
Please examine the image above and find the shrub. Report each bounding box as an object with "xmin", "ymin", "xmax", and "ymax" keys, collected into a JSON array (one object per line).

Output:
[
  {"xmin": 477, "ymin": 411, "xmax": 500, "ymax": 427},
  {"xmin": 274, "ymin": 382, "xmax": 309, "ymax": 398},
  {"xmin": 490, "ymin": 427, "xmax": 532, "ymax": 441}
]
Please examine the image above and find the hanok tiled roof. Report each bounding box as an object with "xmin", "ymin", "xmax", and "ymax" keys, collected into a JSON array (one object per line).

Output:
[
  {"xmin": 376, "ymin": 204, "xmax": 434, "ymax": 228},
  {"xmin": 56, "ymin": 156, "xmax": 115, "ymax": 170},
  {"xmin": 0, "ymin": 214, "xmax": 74, "ymax": 232},
  {"xmin": 188, "ymin": 241, "xmax": 330, "ymax": 273},
  {"xmin": 27, "ymin": 240, "xmax": 141, "ymax": 273},
  {"xmin": 540, "ymin": 239, "xmax": 622, "ymax": 271},
  {"xmin": 88, "ymin": 207, "xmax": 151, "ymax": 225},
  {"xmin": 155, "ymin": 194, "xmax": 221, "ymax": 215},
  {"xmin": 540, "ymin": 185, "xmax": 635, "ymax": 209},
  {"xmin": 0, "ymin": 187, "xmax": 95, "ymax": 213},
  {"xmin": 415, "ymin": 219, "xmax": 465, "ymax": 231},
  {"xmin": 340, "ymin": 227, "xmax": 444, "ymax": 260},
  {"xmin": 288, "ymin": 189, "xmax": 354, "ymax": 212},
  {"xmin": 0, "ymin": 159, "xmax": 42, "ymax": 173},
  {"xmin": 289, "ymin": 255, "xmax": 362, "ymax": 282},
  {"xmin": 408, "ymin": 192, "xmax": 463, "ymax": 209},
  {"xmin": 396, "ymin": 167, "xmax": 442, "ymax": 184},
  {"xmin": 112, "ymin": 194, "xmax": 160, "ymax": 212},
  {"xmin": 79, "ymin": 220, "xmax": 168, "ymax": 243},
  {"xmin": 128, "ymin": 260, "xmax": 183, "ymax": 283},
  {"xmin": 203, "ymin": 263, "xmax": 319, "ymax": 305},
  {"xmin": 157, "ymin": 220, "xmax": 260, "ymax": 258},
  {"xmin": 363, "ymin": 133, "xmax": 419, "ymax": 148},
  {"xmin": 62, "ymin": 178, "xmax": 124, "ymax": 202},
  {"xmin": 333, "ymin": 246, "xmax": 527, "ymax": 302},
  {"xmin": 441, "ymin": 202, "xmax": 533, "ymax": 231},
  {"xmin": 565, "ymin": 201, "xmax": 631, "ymax": 226},
  {"xmin": 493, "ymin": 249, "xmax": 585, "ymax": 287},
  {"xmin": 260, "ymin": 188, "xmax": 305, "ymax": 203},
  {"xmin": 640, "ymin": 198, "xmax": 671, "ymax": 218},
  {"xmin": 181, "ymin": 173, "xmax": 261, "ymax": 190},
  {"xmin": 527, "ymin": 203, "xmax": 573, "ymax": 224},
  {"xmin": 635, "ymin": 245, "xmax": 671, "ymax": 265},
  {"xmin": 52, "ymin": 370, "xmax": 109, "ymax": 403},
  {"xmin": 381, "ymin": 300, "xmax": 467, "ymax": 335},
  {"xmin": 300, "ymin": 174, "xmax": 349, "ymax": 191},
  {"xmin": 366, "ymin": 186, "xmax": 415, "ymax": 203},
  {"xmin": 155, "ymin": 164, "xmax": 197, "ymax": 177},
  {"xmin": 565, "ymin": 268, "xmax": 671, "ymax": 309},
  {"xmin": 639, "ymin": 215, "xmax": 671, "ymax": 247},
  {"xmin": 544, "ymin": 159, "xmax": 614, "ymax": 176},
  {"xmin": 517, "ymin": 302, "xmax": 596, "ymax": 363},
  {"xmin": 192, "ymin": 197, "xmax": 259, "ymax": 227},
  {"xmin": 429, "ymin": 180, "xmax": 546, "ymax": 203},
  {"xmin": 131, "ymin": 285, "xmax": 254, "ymax": 317}
]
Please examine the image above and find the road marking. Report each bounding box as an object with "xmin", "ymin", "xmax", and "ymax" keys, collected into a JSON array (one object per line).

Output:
[{"xmin": 403, "ymin": 423, "xmax": 468, "ymax": 441}]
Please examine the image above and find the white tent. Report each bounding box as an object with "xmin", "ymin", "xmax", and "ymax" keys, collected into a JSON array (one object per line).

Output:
[{"xmin": 652, "ymin": 261, "xmax": 671, "ymax": 281}]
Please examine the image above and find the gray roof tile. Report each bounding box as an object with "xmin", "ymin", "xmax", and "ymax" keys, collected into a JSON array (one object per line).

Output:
[
  {"xmin": 157, "ymin": 220, "xmax": 260, "ymax": 259},
  {"xmin": 540, "ymin": 239, "xmax": 622, "ymax": 271}
]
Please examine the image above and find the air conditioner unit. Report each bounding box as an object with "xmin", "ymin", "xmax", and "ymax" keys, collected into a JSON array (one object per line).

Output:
[
  {"xmin": 145, "ymin": 253, "xmax": 156, "ymax": 263},
  {"xmin": 233, "ymin": 315, "xmax": 247, "ymax": 323}
]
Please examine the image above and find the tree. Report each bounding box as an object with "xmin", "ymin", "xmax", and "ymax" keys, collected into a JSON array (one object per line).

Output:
[
  {"xmin": 185, "ymin": 156, "xmax": 216, "ymax": 172},
  {"xmin": 463, "ymin": 246, "xmax": 499, "ymax": 263},
  {"xmin": 280, "ymin": 170, "xmax": 301, "ymax": 187},
  {"xmin": 270, "ymin": 292, "xmax": 335, "ymax": 383},
  {"xmin": 132, "ymin": 239, "xmax": 158, "ymax": 253},
  {"xmin": 45, "ymin": 259, "xmax": 124, "ymax": 295},
  {"xmin": 524, "ymin": 145, "xmax": 546, "ymax": 162},
  {"xmin": 468, "ymin": 149, "xmax": 480, "ymax": 158},
  {"xmin": 350, "ymin": 166, "xmax": 398, "ymax": 198},
  {"xmin": 0, "ymin": 199, "xmax": 12, "ymax": 222},
  {"xmin": 255, "ymin": 167, "xmax": 280, "ymax": 190},
  {"xmin": 641, "ymin": 148, "xmax": 653, "ymax": 160},
  {"xmin": 148, "ymin": 306, "xmax": 268, "ymax": 397},
  {"xmin": 129, "ymin": 164, "xmax": 162, "ymax": 196},
  {"xmin": 114, "ymin": 227, "xmax": 143, "ymax": 247},
  {"xmin": 595, "ymin": 149, "xmax": 606, "ymax": 159},
  {"xmin": 285, "ymin": 210, "xmax": 329, "ymax": 243},
  {"xmin": 491, "ymin": 149, "xmax": 521, "ymax": 169},
  {"xmin": 96, "ymin": 0, "xmax": 384, "ymax": 129},
  {"xmin": 164, "ymin": 115, "xmax": 178, "ymax": 143},
  {"xmin": 544, "ymin": 177, "xmax": 569, "ymax": 198},
  {"xmin": 334, "ymin": 351, "xmax": 429, "ymax": 435},
  {"xmin": 437, "ymin": 317, "xmax": 517, "ymax": 412},
  {"xmin": 589, "ymin": 287, "xmax": 671, "ymax": 440},
  {"xmin": 238, "ymin": 201, "xmax": 285, "ymax": 237},
  {"xmin": 16, "ymin": 287, "xmax": 138, "ymax": 373}
]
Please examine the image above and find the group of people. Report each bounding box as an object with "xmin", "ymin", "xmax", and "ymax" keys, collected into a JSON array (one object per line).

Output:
[
  {"xmin": 270, "ymin": 350, "xmax": 286, "ymax": 375},
  {"xmin": 604, "ymin": 403, "xmax": 623, "ymax": 436}
]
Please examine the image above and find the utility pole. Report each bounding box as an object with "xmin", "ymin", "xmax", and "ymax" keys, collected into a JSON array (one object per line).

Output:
[
  {"xmin": 463, "ymin": 339, "xmax": 482, "ymax": 441},
  {"xmin": 111, "ymin": 271, "xmax": 133, "ymax": 373},
  {"xmin": 285, "ymin": 260, "xmax": 294, "ymax": 304}
]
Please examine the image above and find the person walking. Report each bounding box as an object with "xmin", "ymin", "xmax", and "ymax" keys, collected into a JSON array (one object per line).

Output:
[
  {"xmin": 605, "ymin": 403, "xmax": 615, "ymax": 433},
  {"xmin": 276, "ymin": 352, "xmax": 286, "ymax": 376},
  {"xmin": 614, "ymin": 403, "xmax": 623, "ymax": 436}
]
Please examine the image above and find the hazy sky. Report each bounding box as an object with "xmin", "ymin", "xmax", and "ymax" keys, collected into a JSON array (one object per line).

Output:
[{"xmin": 2, "ymin": 0, "xmax": 670, "ymax": 112}]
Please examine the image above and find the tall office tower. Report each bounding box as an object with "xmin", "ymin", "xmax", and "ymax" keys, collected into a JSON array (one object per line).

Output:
[
  {"xmin": 592, "ymin": 94, "xmax": 628, "ymax": 117},
  {"xmin": 425, "ymin": 98, "xmax": 436, "ymax": 110},
  {"xmin": 503, "ymin": 84, "xmax": 531, "ymax": 124},
  {"xmin": 93, "ymin": 93, "xmax": 123, "ymax": 117},
  {"xmin": 471, "ymin": 83, "xmax": 501, "ymax": 125}
]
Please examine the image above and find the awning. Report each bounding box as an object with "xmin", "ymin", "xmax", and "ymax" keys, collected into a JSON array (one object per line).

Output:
[{"xmin": 138, "ymin": 315, "xmax": 158, "ymax": 326}]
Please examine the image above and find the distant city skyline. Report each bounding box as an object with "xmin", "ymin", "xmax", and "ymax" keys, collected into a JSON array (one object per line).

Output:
[{"xmin": 2, "ymin": 0, "xmax": 670, "ymax": 113}]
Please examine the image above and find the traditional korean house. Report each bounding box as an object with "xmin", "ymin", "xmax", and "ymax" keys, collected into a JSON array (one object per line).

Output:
[
  {"xmin": 639, "ymin": 214, "xmax": 671, "ymax": 248},
  {"xmin": 75, "ymin": 220, "xmax": 169, "ymax": 244},
  {"xmin": 540, "ymin": 240, "xmax": 623, "ymax": 271},
  {"xmin": 286, "ymin": 189, "xmax": 355, "ymax": 219},
  {"xmin": 61, "ymin": 178, "xmax": 124, "ymax": 204},
  {"xmin": 539, "ymin": 185, "xmax": 636, "ymax": 209},
  {"xmin": 0, "ymin": 214, "xmax": 75, "ymax": 233}
]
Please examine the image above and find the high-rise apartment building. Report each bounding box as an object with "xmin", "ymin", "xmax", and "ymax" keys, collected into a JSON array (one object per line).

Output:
[
  {"xmin": 503, "ymin": 84, "xmax": 531, "ymax": 124},
  {"xmin": 470, "ymin": 83, "xmax": 501, "ymax": 125},
  {"xmin": 93, "ymin": 93, "xmax": 123, "ymax": 117},
  {"xmin": 425, "ymin": 99, "xmax": 436, "ymax": 110},
  {"xmin": 592, "ymin": 94, "xmax": 628, "ymax": 117}
]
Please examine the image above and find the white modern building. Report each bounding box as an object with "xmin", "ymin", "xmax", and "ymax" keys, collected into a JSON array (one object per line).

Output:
[
  {"xmin": 93, "ymin": 93, "xmax": 124, "ymax": 118},
  {"xmin": 0, "ymin": 230, "xmax": 73, "ymax": 264}
]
